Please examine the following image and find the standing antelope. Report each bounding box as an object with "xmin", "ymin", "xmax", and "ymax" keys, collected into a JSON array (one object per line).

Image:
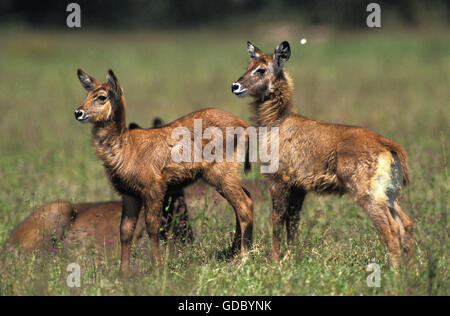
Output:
[
  {"xmin": 75, "ymin": 69, "xmax": 253, "ymax": 275},
  {"xmin": 232, "ymin": 41, "xmax": 414, "ymax": 266}
]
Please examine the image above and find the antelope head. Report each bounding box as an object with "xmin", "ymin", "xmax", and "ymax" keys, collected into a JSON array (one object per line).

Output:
[
  {"xmin": 75, "ymin": 69, "xmax": 123, "ymax": 124},
  {"xmin": 231, "ymin": 41, "xmax": 291, "ymax": 99}
]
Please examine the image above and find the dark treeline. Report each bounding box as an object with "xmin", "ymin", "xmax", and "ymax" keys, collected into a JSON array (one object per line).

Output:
[{"xmin": 0, "ymin": 0, "xmax": 448, "ymax": 29}]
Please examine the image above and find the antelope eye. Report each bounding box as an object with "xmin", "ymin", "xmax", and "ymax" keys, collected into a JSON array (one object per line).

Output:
[
  {"xmin": 255, "ymin": 68, "xmax": 266, "ymax": 75},
  {"xmin": 96, "ymin": 95, "xmax": 107, "ymax": 101}
]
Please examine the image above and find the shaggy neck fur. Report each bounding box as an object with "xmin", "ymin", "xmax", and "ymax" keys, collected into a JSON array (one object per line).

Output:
[
  {"xmin": 252, "ymin": 72, "xmax": 294, "ymax": 127},
  {"xmin": 91, "ymin": 96, "xmax": 128, "ymax": 175}
]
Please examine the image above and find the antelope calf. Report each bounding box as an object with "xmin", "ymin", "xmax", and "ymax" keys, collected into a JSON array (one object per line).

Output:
[
  {"xmin": 5, "ymin": 201, "xmax": 145, "ymax": 252},
  {"xmin": 232, "ymin": 41, "xmax": 414, "ymax": 266},
  {"xmin": 5, "ymin": 121, "xmax": 194, "ymax": 252},
  {"xmin": 75, "ymin": 69, "xmax": 253, "ymax": 274},
  {"xmin": 5, "ymin": 197, "xmax": 191, "ymax": 253},
  {"xmin": 128, "ymin": 119, "xmax": 194, "ymax": 242}
]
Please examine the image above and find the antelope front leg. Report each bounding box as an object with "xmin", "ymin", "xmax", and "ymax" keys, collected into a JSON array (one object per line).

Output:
[
  {"xmin": 270, "ymin": 184, "xmax": 289, "ymax": 261},
  {"xmin": 144, "ymin": 194, "xmax": 165, "ymax": 265},
  {"xmin": 120, "ymin": 194, "xmax": 143, "ymax": 276},
  {"xmin": 175, "ymin": 195, "xmax": 194, "ymax": 243},
  {"xmin": 285, "ymin": 188, "xmax": 306, "ymax": 249}
]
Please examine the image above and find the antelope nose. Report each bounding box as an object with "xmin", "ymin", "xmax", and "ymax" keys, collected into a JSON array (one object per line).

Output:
[
  {"xmin": 231, "ymin": 83, "xmax": 241, "ymax": 92},
  {"xmin": 74, "ymin": 110, "xmax": 84, "ymax": 119}
]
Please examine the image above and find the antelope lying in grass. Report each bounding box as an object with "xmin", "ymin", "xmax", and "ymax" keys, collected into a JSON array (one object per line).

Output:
[
  {"xmin": 232, "ymin": 41, "xmax": 414, "ymax": 266},
  {"xmin": 5, "ymin": 121, "xmax": 194, "ymax": 252},
  {"xmin": 6, "ymin": 201, "xmax": 144, "ymax": 252},
  {"xmin": 75, "ymin": 69, "xmax": 253, "ymax": 274}
]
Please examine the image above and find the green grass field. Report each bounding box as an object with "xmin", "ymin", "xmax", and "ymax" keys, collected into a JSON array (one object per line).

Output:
[{"xmin": 0, "ymin": 26, "xmax": 448, "ymax": 295}]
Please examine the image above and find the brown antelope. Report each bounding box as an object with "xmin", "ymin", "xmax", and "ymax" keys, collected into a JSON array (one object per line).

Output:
[
  {"xmin": 232, "ymin": 41, "xmax": 414, "ymax": 266},
  {"xmin": 128, "ymin": 119, "xmax": 194, "ymax": 242},
  {"xmin": 75, "ymin": 69, "xmax": 253, "ymax": 275},
  {"xmin": 5, "ymin": 201, "xmax": 144, "ymax": 252},
  {"xmin": 4, "ymin": 121, "xmax": 194, "ymax": 252},
  {"xmin": 5, "ymin": 199, "xmax": 189, "ymax": 252}
]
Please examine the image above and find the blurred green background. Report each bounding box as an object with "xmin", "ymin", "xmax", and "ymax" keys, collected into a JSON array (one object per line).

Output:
[
  {"xmin": 0, "ymin": 1, "xmax": 448, "ymax": 295},
  {"xmin": 1, "ymin": 0, "xmax": 449, "ymax": 29}
]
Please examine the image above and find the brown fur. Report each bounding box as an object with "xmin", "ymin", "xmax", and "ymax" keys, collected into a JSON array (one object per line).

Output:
[
  {"xmin": 4, "ymin": 120, "xmax": 194, "ymax": 252},
  {"xmin": 4, "ymin": 179, "xmax": 264, "ymax": 253},
  {"xmin": 5, "ymin": 198, "xmax": 192, "ymax": 253},
  {"xmin": 232, "ymin": 41, "xmax": 413, "ymax": 266},
  {"xmin": 128, "ymin": 120, "xmax": 194, "ymax": 242},
  {"xmin": 6, "ymin": 201, "xmax": 75, "ymax": 251},
  {"xmin": 6, "ymin": 179, "xmax": 265, "ymax": 253},
  {"xmin": 75, "ymin": 69, "xmax": 253, "ymax": 275}
]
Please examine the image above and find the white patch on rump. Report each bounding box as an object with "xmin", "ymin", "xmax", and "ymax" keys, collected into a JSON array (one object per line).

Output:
[{"xmin": 370, "ymin": 152, "xmax": 396, "ymax": 203}]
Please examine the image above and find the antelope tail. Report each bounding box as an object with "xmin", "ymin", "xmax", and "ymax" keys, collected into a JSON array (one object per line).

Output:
[{"xmin": 380, "ymin": 137, "xmax": 410, "ymax": 187}]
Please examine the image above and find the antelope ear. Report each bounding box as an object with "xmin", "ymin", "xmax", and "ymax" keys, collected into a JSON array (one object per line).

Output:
[
  {"xmin": 247, "ymin": 41, "xmax": 263, "ymax": 59},
  {"xmin": 152, "ymin": 117, "xmax": 164, "ymax": 128},
  {"xmin": 77, "ymin": 69, "xmax": 99, "ymax": 91},
  {"xmin": 106, "ymin": 69, "xmax": 123, "ymax": 98},
  {"xmin": 273, "ymin": 41, "xmax": 291, "ymax": 72},
  {"xmin": 128, "ymin": 122, "xmax": 141, "ymax": 130}
]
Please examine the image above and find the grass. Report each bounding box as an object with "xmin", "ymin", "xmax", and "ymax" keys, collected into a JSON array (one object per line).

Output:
[{"xmin": 0, "ymin": 25, "xmax": 448, "ymax": 295}]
